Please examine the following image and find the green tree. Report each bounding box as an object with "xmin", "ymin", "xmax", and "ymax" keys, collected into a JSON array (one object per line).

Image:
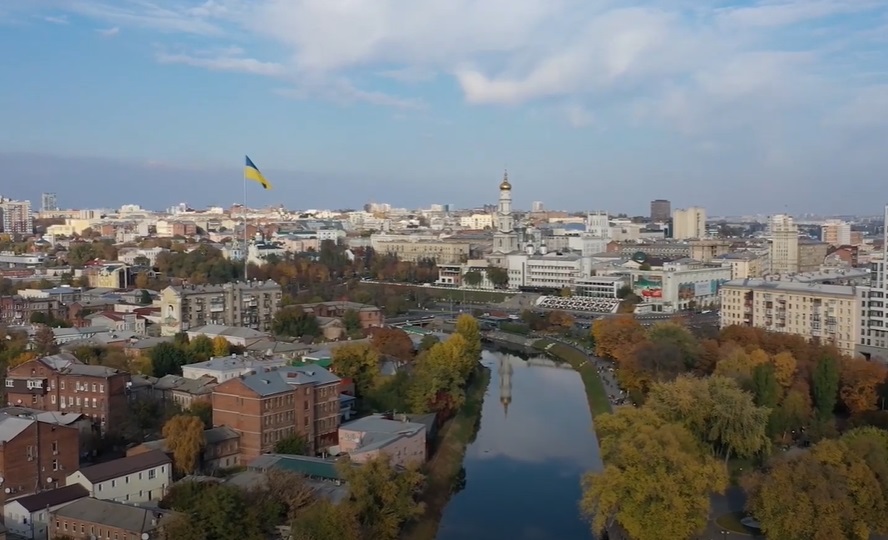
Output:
[
  {"xmin": 751, "ymin": 363, "xmax": 781, "ymax": 408},
  {"xmin": 273, "ymin": 306, "xmax": 321, "ymax": 338},
  {"xmin": 812, "ymin": 356, "xmax": 840, "ymax": 420},
  {"xmin": 338, "ymin": 456, "xmax": 425, "ymax": 540},
  {"xmin": 418, "ymin": 334, "xmax": 440, "ymax": 352},
  {"xmin": 646, "ymin": 321, "xmax": 700, "ymax": 370},
  {"xmin": 291, "ymin": 500, "xmax": 361, "ymax": 540},
  {"xmin": 581, "ymin": 407, "xmax": 727, "ymax": 540},
  {"xmin": 462, "ymin": 270, "xmax": 483, "ymax": 287},
  {"xmin": 341, "ymin": 309, "xmax": 362, "ymax": 333},
  {"xmin": 187, "ymin": 401, "xmax": 213, "ymax": 429},
  {"xmin": 139, "ymin": 289, "xmax": 153, "ymax": 305},
  {"xmin": 188, "ymin": 335, "xmax": 215, "ymax": 363},
  {"xmin": 151, "ymin": 342, "xmax": 189, "ymax": 377},
  {"xmin": 486, "ymin": 266, "xmax": 509, "ymax": 289},
  {"xmin": 274, "ymin": 434, "xmax": 309, "ymax": 455}
]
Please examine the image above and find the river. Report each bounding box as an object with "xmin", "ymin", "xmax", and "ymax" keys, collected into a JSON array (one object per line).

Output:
[{"xmin": 436, "ymin": 348, "xmax": 603, "ymax": 540}]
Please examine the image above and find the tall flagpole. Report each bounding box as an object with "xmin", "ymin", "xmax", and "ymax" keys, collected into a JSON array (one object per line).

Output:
[{"xmin": 243, "ymin": 159, "xmax": 248, "ymax": 281}]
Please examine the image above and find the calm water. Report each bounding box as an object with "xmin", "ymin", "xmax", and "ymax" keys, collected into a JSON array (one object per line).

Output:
[{"xmin": 436, "ymin": 349, "xmax": 603, "ymax": 540}]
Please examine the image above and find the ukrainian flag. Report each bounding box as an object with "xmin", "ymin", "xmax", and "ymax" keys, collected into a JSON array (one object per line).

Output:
[{"xmin": 244, "ymin": 155, "xmax": 272, "ymax": 189}]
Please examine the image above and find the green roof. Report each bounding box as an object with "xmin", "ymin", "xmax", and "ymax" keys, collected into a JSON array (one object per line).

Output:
[{"xmin": 269, "ymin": 455, "xmax": 342, "ymax": 480}]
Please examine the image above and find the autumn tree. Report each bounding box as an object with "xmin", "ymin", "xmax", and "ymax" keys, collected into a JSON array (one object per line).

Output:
[
  {"xmin": 581, "ymin": 407, "xmax": 727, "ymax": 540},
  {"xmin": 418, "ymin": 334, "xmax": 440, "ymax": 352},
  {"xmin": 291, "ymin": 500, "xmax": 361, "ymax": 540},
  {"xmin": 370, "ymin": 327, "xmax": 415, "ymax": 362},
  {"xmin": 407, "ymin": 335, "xmax": 472, "ymax": 417},
  {"xmin": 33, "ymin": 325, "xmax": 58, "ymax": 356},
  {"xmin": 771, "ymin": 351, "xmax": 797, "ymax": 388},
  {"xmin": 839, "ymin": 358, "xmax": 887, "ymax": 414},
  {"xmin": 163, "ymin": 414, "xmax": 206, "ymax": 475},
  {"xmin": 812, "ymin": 356, "xmax": 840, "ymax": 420},
  {"xmin": 714, "ymin": 344, "xmax": 754, "ymax": 382},
  {"xmin": 591, "ymin": 315, "xmax": 644, "ymax": 362},
  {"xmin": 546, "ymin": 310, "xmax": 575, "ymax": 331},
  {"xmin": 331, "ymin": 343, "xmax": 380, "ymax": 395},
  {"xmin": 212, "ymin": 336, "xmax": 231, "ymax": 357},
  {"xmin": 454, "ymin": 314, "xmax": 481, "ymax": 363},
  {"xmin": 744, "ymin": 436, "xmax": 888, "ymax": 539},
  {"xmin": 134, "ymin": 272, "xmax": 151, "ymax": 290},
  {"xmin": 751, "ymin": 363, "xmax": 781, "ymax": 408},
  {"xmin": 770, "ymin": 386, "xmax": 812, "ymax": 442},
  {"xmin": 338, "ymin": 455, "xmax": 424, "ymax": 540},
  {"xmin": 188, "ymin": 335, "xmax": 214, "ymax": 362},
  {"xmin": 646, "ymin": 375, "xmax": 771, "ymax": 463},
  {"xmin": 265, "ymin": 469, "xmax": 317, "ymax": 520},
  {"xmin": 187, "ymin": 401, "xmax": 213, "ymax": 429},
  {"xmin": 648, "ymin": 322, "xmax": 700, "ymax": 369}
]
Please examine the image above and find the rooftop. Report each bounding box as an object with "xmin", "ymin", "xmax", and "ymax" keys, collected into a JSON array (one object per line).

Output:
[
  {"xmin": 340, "ymin": 414, "xmax": 426, "ymax": 454},
  {"xmin": 234, "ymin": 365, "xmax": 341, "ymax": 396},
  {"xmin": 76, "ymin": 450, "xmax": 171, "ymax": 484},
  {"xmin": 11, "ymin": 484, "xmax": 89, "ymax": 512},
  {"xmin": 186, "ymin": 325, "xmax": 267, "ymax": 339},
  {"xmin": 722, "ymin": 278, "xmax": 857, "ymax": 297},
  {"xmin": 52, "ymin": 498, "xmax": 173, "ymax": 533},
  {"xmin": 184, "ymin": 354, "xmax": 286, "ymax": 373},
  {"xmin": 248, "ymin": 454, "xmax": 343, "ymax": 481}
]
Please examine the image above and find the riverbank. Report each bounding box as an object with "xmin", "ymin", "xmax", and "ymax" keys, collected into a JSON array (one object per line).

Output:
[
  {"xmin": 402, "ymin": 365, "xmax": 491, "ymax": 540},
  {"xmin": 532, "ymin": 338, "xmax": 612, "ymax": 419}
]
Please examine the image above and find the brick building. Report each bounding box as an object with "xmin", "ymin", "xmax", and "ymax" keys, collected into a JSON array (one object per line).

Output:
[
  {"xmin": 299, "ymin": 301, "xmax": 384, "ymax": 329},
  {"xmin": 5, "ymin": 354, "xmax": 131, "ymax": 433},
  {"xmin": 0, "ymin": 413, "xmax": 80, "ymax": 503},
  {"xmin": 49, "ymin": 498, "xmax": 174, "ymax": 540},
  {"xmin": 212, "ymin": 365, "xmax": 341, "ymax": 462},
  {"xmin": 0, "ymin": 296, "xmax": 65, "ymax": 326}
]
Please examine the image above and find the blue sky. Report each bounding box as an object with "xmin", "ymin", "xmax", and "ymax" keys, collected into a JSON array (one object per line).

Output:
[{"xmin": 1, "ymin": 0, "xmax": 887, "ymax": 215}]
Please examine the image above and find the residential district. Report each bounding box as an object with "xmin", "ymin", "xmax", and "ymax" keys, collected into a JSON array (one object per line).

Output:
[{"xmin": 0, "ymin": 175, "xmax": 886, "ymax": 539}]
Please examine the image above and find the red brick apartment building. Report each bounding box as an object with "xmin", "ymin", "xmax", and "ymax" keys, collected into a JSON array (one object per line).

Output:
[
  {"xmin": 5, "ymin": 353, "xmax": 131, "ymax": 433},
  {"xmin": 212, "ymin": 365, "xmax": 341, "ymax": 462},
  {"xmin": 0, "ymin": 413, "xmax": 80, "ymax": 503},
  {"xmin": 301, "ymin": 301, "xmax": 384, "ymax": 329}
]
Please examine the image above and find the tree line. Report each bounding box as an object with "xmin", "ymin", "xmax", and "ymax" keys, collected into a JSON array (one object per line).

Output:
[{"xmin": 583, "ymin": 317, "xmax": 888, "ymax": 539}]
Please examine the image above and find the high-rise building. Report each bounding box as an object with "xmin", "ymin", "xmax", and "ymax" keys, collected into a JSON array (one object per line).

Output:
[
  {"xmin": 769, "ymin": 214, "xmax": 799, "ymax": 274},
  {"xmin": 0, "ymin": 198, "xmax": 33, "ymax": 234},
  {"xmin": 672, "ymin": 206, "xmax": 707, "ymax": 240},
  {"xmin": 41, "ymin": 192, "xmax": 58, "ymax": 212},
  {"xmin": 531, "ymin": 201, "xmax": 544, "ymax": 212},
  {"xmin": 650, "ymin": 199, "xmax": 671, "ymax": 222},
  {"xmin": 821, "ymin": 219, "xmax": 852, "ymax": 247},
  {"xmin": 858, "ymin": 205, "xmax": 888, "ymax": 361}
]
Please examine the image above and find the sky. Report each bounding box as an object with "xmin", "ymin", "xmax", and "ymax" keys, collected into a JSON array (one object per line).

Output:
[{"xmin": 1, "ymin": 1, "xmax": 887, "ymax": 215}]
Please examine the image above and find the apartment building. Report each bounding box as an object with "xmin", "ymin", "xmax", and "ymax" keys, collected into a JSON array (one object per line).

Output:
[
  {"xmin": 858, "ymin": 205, "xmax": 888, "ymax": 362},
  {"xmin": 373, "ymin": 239, "xmax": 471, "ymax": 264},
  {"xmin": 0, "ymin": 198, "xmax": 33, "ymax": 234},
  {"xmin": 712, "ymin": 252, "xmax": 765, "ymax": 280},
  {"xmin": 720, "ymin": 279, "xmax": 860, "ymax": 356},
  {"xmin": 212, "ymin": 365, "xmax": 341, "ymax": 461},
  {"xmin": 0, "ymin": 296, "xmax": 64, "ymax": 326},
  {"xmin": 822, "ymin": 220, "xmax": 852, "ymax": 247},
  {"xmin": 672, "ymin": 207, "xmax": 707, "ymax": 240},
  {"xmin": 769, "ymin": 214, "xmax": 799, "ymax": 274},
  {"xmin": 159, "ymin": 280, "xmax": 283, "ymax": 336},
  {"xmin": 0, "ymin": 413, "xmax": 80, "ymax": 504},
  {"xmin": 650, "ymin": 199, "xmax": 671, "ymax": 222},
  {"xmin": 66, "ymin": 451, "xmax": 172, "ymax": 503},
  {"xmin": 5, "ymin": 354, "xmax": 131, "ymax": 433}
]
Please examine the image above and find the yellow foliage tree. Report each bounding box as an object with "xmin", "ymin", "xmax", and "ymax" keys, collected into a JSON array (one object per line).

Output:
[
  {"xmin": 839, "ymin": 358, "xmax": 887, "ymax": 415},
  {"xmin": 212, "ymin": 336, "xmax": 230, "ymax": 357},
  {"xmin": 162, "ymin": 414, "xmax": 205, "ymax": 475},
  {"xmin": 591, "ymin": 315, "xmax": 645, "ymax": 362},
  {"xmin": 771, "ymin": 351, "xmax": 797, "ymax": 388},
  {"xmin": 454, "ymin": 314, "xmax": 481, "ymax": 363},
  {"xmin": 9, "ymin": 351, "xmax": 36, "ymax": 368},
  {"xmin": 332, "ymin": 343, "xmax": 380, "ymax": 395},
  {"xmin": 129, "ymin": 355, "xmax": 154, "ymax": 376},
  {"xmin": 714, "ymin": 344, "xmax": 754, "ymax": 381},
  {"xmin": 581, "ymin": 407, "xmax": 727, "ymax": 540},
  {"xmin": 749, "ymin": 348, "xmax": 770, "ymax": 367}
]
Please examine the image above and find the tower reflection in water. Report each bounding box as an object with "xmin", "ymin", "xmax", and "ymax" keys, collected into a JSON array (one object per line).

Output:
[{"xmin": 498, "ymin": 355, "xmax": 513, "ymax": 418}]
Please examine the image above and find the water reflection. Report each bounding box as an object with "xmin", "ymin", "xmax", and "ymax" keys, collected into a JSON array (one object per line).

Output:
[{"xmin": 437, "ymin": 350, "xmax": 602, "ymax": 540}]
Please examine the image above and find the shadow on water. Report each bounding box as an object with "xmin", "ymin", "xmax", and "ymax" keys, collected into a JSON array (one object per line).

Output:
[{"xmin": 436, "ymin": 349, "xmax": 602, "ymax": 540}]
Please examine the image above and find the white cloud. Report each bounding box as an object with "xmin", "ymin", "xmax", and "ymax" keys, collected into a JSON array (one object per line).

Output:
[
  {"xmin": 43, "ymin": 15, "xmax": 68, "ymax": 24},
  {"xmin": 156, "ymin": 50, "xmax": 284, "ymax": 76},
  {"xmin": 96, "ymin": 26, "xmax": 119, "ymax": 37},
  {"xmin": 31, "ymin": 0, "xmax": 888, "ymax": 132}
]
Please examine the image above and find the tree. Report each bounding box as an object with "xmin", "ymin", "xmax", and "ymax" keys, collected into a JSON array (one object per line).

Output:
[
  {"xmin": 454, "ymin": 314, "xmax": 481, "ymax": 363},
  {"xmin": 139, "ymin": 289, "xmax": 153, "ymax": 305},
  {"xmin": 812, "ymin": 356, "xmax": 840, "ymax": 420},
  {"xmin": 462, "ymin": 270, "xmax": 483, "ymax": 288},
  {"xmin": 211, "ymin": 336, "xmax": 231, "ymax": 357},
  {"xmin": 407, "ymin": 337, "xmax": 470, "ymax": 417},
  {"xmin": 840, "ymin": 358, "xmax": 887, "ymax": 414},
  {"xmin": 370, "ymin": 327, "xmax": 415, "ymax": 362},
  {"xmin": 341, "ymin": 309, "xmax": 362, "ymax": 333},
  {"xmin": 581, "ymin": 407, "xmax": 727, "ymax": 540},
  {"xmin": 188, "ymin": 335, "xmax": 214, "ymax": 362},
  {"xmin": 647, "ymin": 321, "xmax": 700, "ymax": 370},
  {"xmin": 9, "ymin": 351, "xmax": 36, "ymax": 368},
  {"xmin": 273, "ymin": 306, "xmax": 321, "ymax": 338},
  {"xmin": 591, "ymin": 315, "xmax": 645, "ymax": 362},
  {"xmin": 771, "ymin": 351, "xmax": 797, "ymax": 388},
  {"xmin": 751, "ymin": 363, "xmax": 781, "ymax": 408},
  {"xmin": 163, "ymin": 415, "xmax": 206, "ymax": 475},
  {"xmin": 33, "ymin": 325, "xmax": 58, "ymax": 356},
  {"xmin": 770, "ymin": 386, "xmax": 812, "ymax": 441},
  {"xmin": 714, "ymin": 344, "xmax": 755, "ymax": 382},
  {"xmin": 150, "ymin": 342, "xmax": 189, "ymax": 377},
  {"xmin": 626, "ymin": 340, "xmax": 685, "ymax": 385},
  {"xmin": 418, "ymin": 334, "xmax": 440, "ymax": 352},
  {"xmin": 744, "ymin": 438, "xmax": 888, "ymax": 539},
  {"xmin": 187, "ymin": 401, "xmax": 213, "ymax": 429},
  {"xmin": 646, "ymin": 375, "xmax": 771, "ymax": 463},
  {"xmin": 486, "ymin": 266, "xmax": 509, "ymax": 288},
  {"xmin": 291, "ymin": 500, "xmax": 361, "ymax": 540},
  {"xmin": 274, "ymin": 434, "xmax": 309, "ymax": 455},
  {"xmin": 331, "ymin": 343, "xmax": 380, "ymax": 395},
  {"xmin": 338, "ymin": 455, "xmax": 424, "ymax": 540},
  {"xmin": 265, "ymin": 469, "xmax": 317, "ymax": 520},
  {"xmin": 546, "ymin": 310, "xmax": 575, "ymax": 330}
]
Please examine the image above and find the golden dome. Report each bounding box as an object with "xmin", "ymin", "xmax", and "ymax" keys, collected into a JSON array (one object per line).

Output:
[{"xmin": 499, "ymin": 171, "xmax": 511, "ymax": 191}]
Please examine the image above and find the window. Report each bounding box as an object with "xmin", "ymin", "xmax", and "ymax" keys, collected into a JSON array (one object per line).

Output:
[
  {"xmin": 148, "ymin": 469, "xmax": 156, "ymax": 480},
  {"xmin": 76, "ymin": 397, "xmax": 81, "ymax": 406},
  {"xmin": 92, "ymin": 398, "xmax": 97, "ymax": 408},
  {"xmin": 111, "ymin": 479, "xmax": 116, "ymax": 488},
  {"xmin": 60, "ymin": 381, "xmax": 65, "ymax": 390},
  {"xmin": 100, "ymin": 384, "xmax": 104, "ymax": 393},
  {"xmin": 52, "ymin": 459, "xmax": 59, "ymax": 471},
  {"xmin": 92, "ymin": 383, "xmax": 97, "ymax": 393},
  {"xmin": 51, "ymin": 394, "xmax": 56, "ymax": 404},
  {"xmin": 4, "ymin": 379, "xmax": 12, "ymax": 388}
]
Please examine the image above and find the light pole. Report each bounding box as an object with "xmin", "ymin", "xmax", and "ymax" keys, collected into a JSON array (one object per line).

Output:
[{"xmin": 721, "ymin": 530, "xmax": 730, "ymax": 539}]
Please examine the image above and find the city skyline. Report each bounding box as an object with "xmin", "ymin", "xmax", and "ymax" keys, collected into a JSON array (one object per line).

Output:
[{"xmin": 2, "ymin": 1, "xmax": 887, "ymax": 213}]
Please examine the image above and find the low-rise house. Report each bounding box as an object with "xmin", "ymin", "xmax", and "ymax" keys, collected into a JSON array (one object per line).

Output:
[
  {"xmin": 127, "ymin": 426, "xmax": 240, "ymax": 472},
  {"xmin": 151, "ymin": 375, "xmax": 216, "ymax": 408},
  {"xmin": 122, "ymin": 336, "xmax": 173, "ymax": 358},
  {"xmin": 181, "ymin": 355, "xmax": 288, "ymax": 383},
  {"xmin": 84, "ymin": 311, "xmax": 146, "ymax": 335},
  {"xmin": 299, "ymin": 301, "xmax": 384, "ymax": 329},
  {"xmin": 65, "ymin": 450, "xmax": 171, "ymax": 503},
  {"xmin": 49, "ymin": 497, "xmax": 174, "ymax": 540},
  {"xmin": 338, "ymin": 415, "xmax": 426, "ymax": 468},
  {"xmin": 4, "ymin": 484, "xmax": 89, "ymax": 540},
  {"xmin": 244, "ymin": 339, "xmax": 314, "ymax": 360},
  {"xmin": 185, "ymin": 325, "xmax": 268, "ymax": 347}
]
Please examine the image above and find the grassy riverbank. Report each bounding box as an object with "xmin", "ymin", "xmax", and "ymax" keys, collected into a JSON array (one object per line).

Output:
[
  {"xmin": 402, "ymin": 365, "xmax": 491, "ymax": 540},
  {"xmin": 533, "ymin": 338, "xmax": 612, "ymax": 419}
]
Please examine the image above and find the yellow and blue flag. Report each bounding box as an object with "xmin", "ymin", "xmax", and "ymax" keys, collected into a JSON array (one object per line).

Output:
[{"xmin": 244, "ymin": 155, "xmax": 272, "ymax": 189}]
